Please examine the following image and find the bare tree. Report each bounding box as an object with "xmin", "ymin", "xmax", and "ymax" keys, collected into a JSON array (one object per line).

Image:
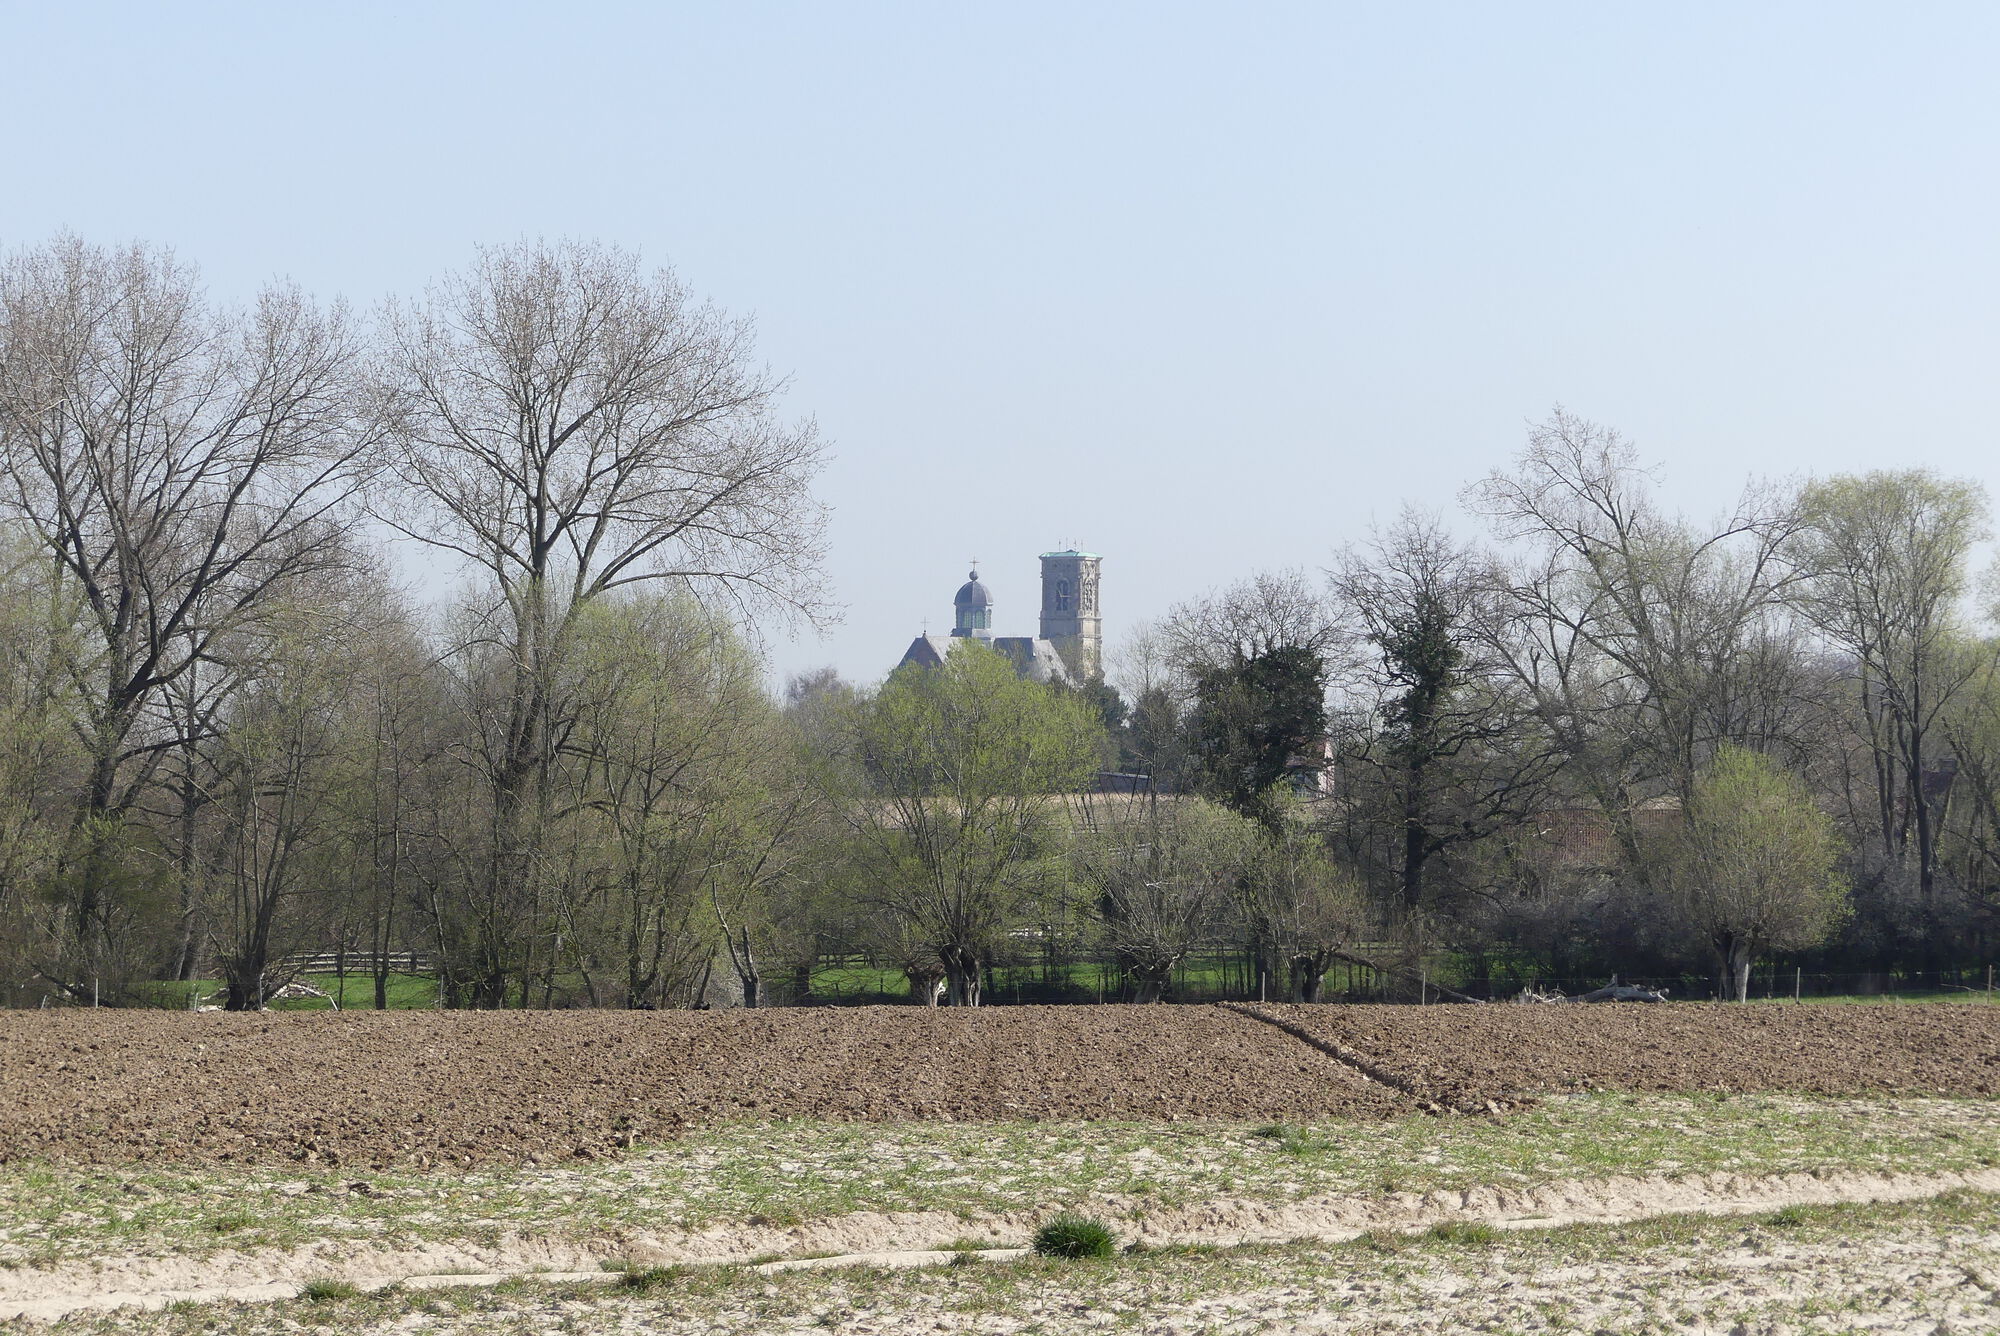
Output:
[
  {"xmin": 1239, "ymin": 808, "xmax": 1370, "ymax": 1003},
  {"xmin": 0, "ymin": 236, "xmax": 370, "ymax": 996},
  {"xmin": 1077, "ymin": 796, "xmax": 1258, "ymax": 1001},
  {"xmin": 1468, "ymin": 409, "xmax": 1809, "ymax": 859},
  {"xmin": 1328, "ymin": 508, "xmax": 1560, "ymax": 917},
  {"xmin": 1163, "ymin": 569, "xmax": 1337, "ymax": 674},
  {"xmin": 205, "ymin": 608, "xmax": 360, "ymax": 1010},
  {"xmin": 378, "ymin": 239, "xmax": 827, "ymax": 1005}
]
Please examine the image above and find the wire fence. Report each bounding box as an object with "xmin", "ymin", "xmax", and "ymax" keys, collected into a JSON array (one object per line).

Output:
[
  {"xmin": 776, "ymin": 958, "xmax": 2000, "ymax": 1007},
  {"xmin": 19, "ymin": 951, "xmax": 1997, "ymax": 1010}
]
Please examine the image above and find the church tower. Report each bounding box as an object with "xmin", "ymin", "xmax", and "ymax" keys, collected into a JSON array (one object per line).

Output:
[
  {"xmin": 1038, "ymin": 548, "xmax": 1102, "ymax": 681},
  {"xmin": 951, "ymin": 567, "xmax": 993, "ymax": 639}
]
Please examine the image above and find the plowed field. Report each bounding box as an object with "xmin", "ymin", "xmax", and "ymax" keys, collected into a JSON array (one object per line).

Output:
[
  {"xmin": 0, "ymin": 1006, "xmax": 1402, "ymax": 1168},
  {"xmin": 1257, "ymin": 1002, "xmax": 2000, "ymax": 1107},
  {"xmin": 4, "ymin": 1002, "xmax": 1997, "ymax": 1170}
]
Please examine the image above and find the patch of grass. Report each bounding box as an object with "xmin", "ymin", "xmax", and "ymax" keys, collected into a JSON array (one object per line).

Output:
[
  {"xmin": 1250, "ymin": 1121, "xmax": 1330, "ymax": 1156},
  {"xmin": 1032, "ymin": 1213, "xmax": 1117, "ymax": 1260},
  {"xmin": 299, "ymin": 1278, "xmax": 358, "ymax": 1301},
  {"xmin": 206, "ymin": 1212, "xmax": 256, "ymax": 1234},
  {"xmin": 1427, "ymin": 1221, "xmax": 1499, "ymax": 1245},
  {"xmin": 617, "ymin": 1265, "xmax": 684, "ymax": 1292},
  {"xmin": 1765, "ymin": 1204, "xmax": 1811, "ymax": 1228}
]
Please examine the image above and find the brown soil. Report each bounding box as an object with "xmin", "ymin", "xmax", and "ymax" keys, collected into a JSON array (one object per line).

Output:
[
  {"xmin": 0, "ymin": 1005, "xmax": 1402, "ymax": 1169},
  {"xmin": 5, "ymin": 1002, "xmax": 1997, "ymax": 1170},
  {"xmin": 1256, "ymin": 1002, "xmax": 2000, "ymax": 1109}
]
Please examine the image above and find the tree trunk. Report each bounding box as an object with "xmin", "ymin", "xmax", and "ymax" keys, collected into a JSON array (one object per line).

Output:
[
  {"xmin": 1723, "ymin": 935, "xmax": 1755, "ymax": 1003},
  {"xmin": 1400, "ymin": 762, "xmax": 1429, "ymax": 911},
  {"xmin": 942, "ymin": 948, "xmax": 981, "ymax": 1006},
  {"xmin": 905, "ymin": 969, "xmax": 944, "ymax": 1006}
]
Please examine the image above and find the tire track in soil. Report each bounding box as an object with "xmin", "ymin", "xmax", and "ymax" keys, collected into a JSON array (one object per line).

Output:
[
  {"xmin": 1218, "ymin": 1002, "xmax": 1477, "ymax": 1114},
  {"xmin": 7, "ymin": 1167, "xmax": 1997, "ymax": 1323}
]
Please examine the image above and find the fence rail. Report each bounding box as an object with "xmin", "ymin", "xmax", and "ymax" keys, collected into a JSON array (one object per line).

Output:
[{"xmin": 281, "ymin": 951, "xmax": 435, "ymax": 976}]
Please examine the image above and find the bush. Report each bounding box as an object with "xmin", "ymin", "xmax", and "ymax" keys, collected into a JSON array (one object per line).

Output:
[{"xmin": 1032, "ymin": 1214, "xmax": 1117, "ymax": 1260}]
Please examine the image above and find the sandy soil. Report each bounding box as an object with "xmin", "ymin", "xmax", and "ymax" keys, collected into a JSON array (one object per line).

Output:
[{"xmin": 6, "ymin": 1165, "xmax": 1998, "ymax": 1322}]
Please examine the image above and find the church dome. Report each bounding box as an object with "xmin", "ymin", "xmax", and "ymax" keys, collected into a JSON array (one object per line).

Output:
[{"xmin": 954, "ymin": 571, "xmax": 991, "ymax": 609}]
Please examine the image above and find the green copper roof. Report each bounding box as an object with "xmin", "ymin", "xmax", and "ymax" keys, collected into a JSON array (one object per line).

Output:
[{"xmin": 1039, "ymin": 549, "xmax": 1101, "ymax": 559}]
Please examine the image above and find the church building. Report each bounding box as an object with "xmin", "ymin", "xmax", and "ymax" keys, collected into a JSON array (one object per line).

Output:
[{"xmin": 897, "ymin": 549, "xmax": 1103, "ymax": 685}]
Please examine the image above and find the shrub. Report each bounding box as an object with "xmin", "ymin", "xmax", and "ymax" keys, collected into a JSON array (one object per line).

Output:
[{"xmin": 1032, "ymin": 1214, "xmax": 1117, "ymax": 1260}]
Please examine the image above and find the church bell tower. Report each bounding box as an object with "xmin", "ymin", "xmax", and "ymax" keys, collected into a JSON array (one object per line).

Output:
[
  {"xmin": 952, "ymin": 566, "xmax": 993, "ymax": 640},
  {"xmin": 1038, "ymin": 549, "xmax": 1102, "ymax": 681}
]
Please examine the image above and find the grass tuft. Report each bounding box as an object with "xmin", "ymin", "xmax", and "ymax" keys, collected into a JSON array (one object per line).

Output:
[
  {"xmin": 300, "ymin": 1278, "xmax": 358, "ymax": 1302},
  {"xmin": 1033, "ymin": 1213, "xmax": 1117, "ymax": 1260},
  {"xmin": 1251, "ymin": 1122, "xmax": 1330, "ymax": 1156},
  {"xmin": 1428, "ymin": 1221, "xmax": 1500, "ymax": 1245}
]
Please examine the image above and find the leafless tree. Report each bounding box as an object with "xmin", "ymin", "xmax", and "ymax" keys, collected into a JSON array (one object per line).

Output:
[
  {"xmin": 1076, "ymin": 796, "xmax": 1258, "ymax": 1002},
  {"xmin": 1468, "ymin": 409, "xmax": 1809, "ymax": 860},
  {"xmin": 1239, "ymin": 807, "xmax": 1370, "ymax": 1002},
  {"xmin": 0, "ymin": 236, "xmax": 370, "ymax": 996},
  {"xmin": 1328, "ymin": 508, "xmax": 1561, "ymax": 917},
  {"xmin": 1163, "ymin": 569, "xmax": 1338, "ymax": 675},
  {"xmin": 377, "ymin": 239, "xmax": 828, "ymax": 1005}
]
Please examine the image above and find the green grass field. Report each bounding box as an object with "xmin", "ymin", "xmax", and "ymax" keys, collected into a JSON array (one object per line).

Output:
[{"xmin": 133, "ymin": 972, "xmax": 437, "ymax": 1011}]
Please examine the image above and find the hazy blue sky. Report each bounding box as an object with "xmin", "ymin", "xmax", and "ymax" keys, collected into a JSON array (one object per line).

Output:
[{"xmin": 6, "ymin": 2, "xmax": 1997, "ymax": 686}]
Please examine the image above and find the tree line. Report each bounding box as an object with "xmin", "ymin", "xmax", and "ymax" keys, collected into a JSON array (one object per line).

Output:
[{"xmin": 0, "ymin": 236, "xmax": 1990, "ymax": 1008}]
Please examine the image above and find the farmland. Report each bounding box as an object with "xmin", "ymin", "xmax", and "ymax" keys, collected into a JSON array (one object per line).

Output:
[{"xmin": 4, "ymin": 1003, "xmax": 2000, "ymax": 1332}]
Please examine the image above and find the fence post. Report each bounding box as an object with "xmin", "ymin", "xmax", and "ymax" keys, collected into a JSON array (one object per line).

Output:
[{"xmin": 1794, "ymin": 967, "xmax": 1801, "ymax": 1002}]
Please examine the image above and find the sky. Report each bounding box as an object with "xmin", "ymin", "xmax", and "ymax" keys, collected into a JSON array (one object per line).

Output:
[{"xmin": 5, "ymin": 1, "xmax": 1998, "ymax": 688}]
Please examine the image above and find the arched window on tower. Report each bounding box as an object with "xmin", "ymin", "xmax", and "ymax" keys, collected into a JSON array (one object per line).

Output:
[{"xmin": 1054, "ymin": 579, "xmax": 1071, "ymax": 612}]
